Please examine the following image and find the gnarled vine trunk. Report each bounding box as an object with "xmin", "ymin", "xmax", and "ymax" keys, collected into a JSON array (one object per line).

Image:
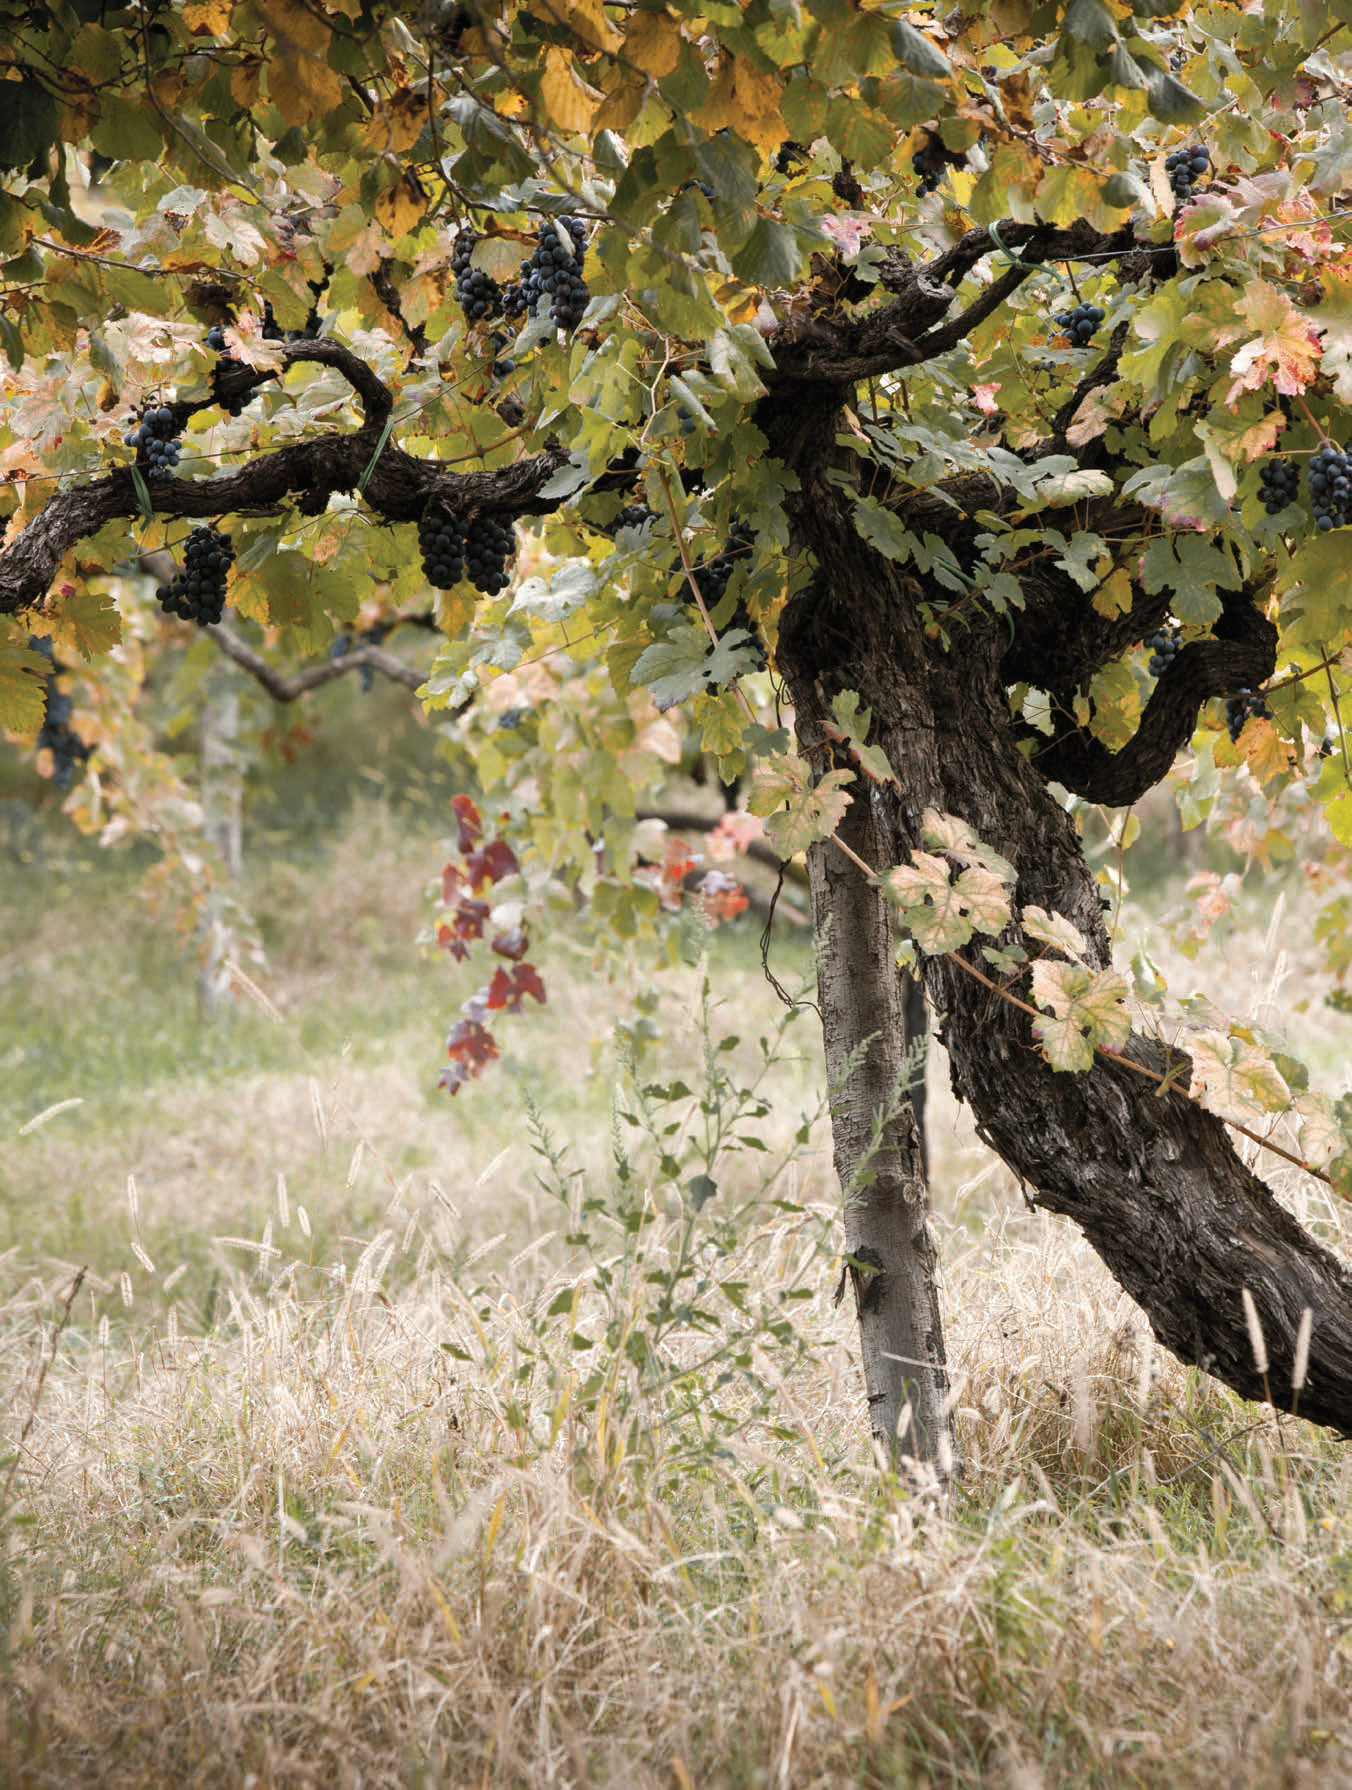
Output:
[{"xmin": 767, "ymin": 395, "xmax": 1352, "ymax": 1446}]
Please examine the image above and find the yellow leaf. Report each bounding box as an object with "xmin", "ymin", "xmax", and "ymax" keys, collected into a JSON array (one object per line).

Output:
[
  {"xmin": 731, "ymin": 58, "xmax": 784, "ymax": 151},
  {"xmin": 594, "ymin": 68, "xmax": 645, "ymax": 134},
  {"xmin": 258, "ymin": 0, "xmax": 330, "ymax": 53},
  {"xmin": 363, "ymin": 89, "xmax": 427, "ymax": 155},
  {"xmin": 539, "ymin": 46, "xmax": 602, "ymax": 134},
  {"xmin": 1091, "ymin": 565, "xmax": 1133, "ymax": 619},
  {"xmin": 0, "ymin": 637, "xmax": 50, "ymax": 737},
  {"xmin": 374, "ymin": 172, "xmax": 427, "ymax": 239},
  {"xmin": 41, "ymin": 586, "xmax": 122, "ymax": 660},
  {"xmin": 183, "ymin": 0, "xmax": 234, "ymax": 33},
  {"xmin": 231, "ymin": 53, "xmax": 263, "ymax": 108},
  {"xmin": 1239, "ymin": 715, "xmax": 1296, "ymax": 785},
  {"xmin": 436, "ymin": 587, "xmax": 478, "ymax": 639},
  {"xmin": 692, "ymin": 54, "xmax": 736, "ymax": 132},
  {"xmin": 624, "ymin": 8, "xmax": 681, "ymax": 77},
  {"xmin": 527, "ymin": 0, "xmax": 621, "ymax": 54},
  {"xmin": 269, "ymin": 45, "xmax": 343, "ymax": 122}
]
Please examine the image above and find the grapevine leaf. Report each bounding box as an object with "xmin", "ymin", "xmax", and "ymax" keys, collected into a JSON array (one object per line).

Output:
[
  {"xmin": 1029, "ymin": 961, "xmax": 1131, "ymax": 1072},
  {"xmin": 826, "ymin": 689, "xmax": 896, "ymax": 785},
  {"xmin": 1022, "ymin": 905, "xmax": 1088, "ymax": 959},
  {"xmin": 920, "ymin": 809, "xmax": 1017, "ymax": 882},
  {"xmin": 0, "ymin": 638, "xmax": 52, "ymax": 735},
  {"xmin": 748, "ymin": 752, "xmax": 854, "ymax": 857},
  {"xmin": 1188, "ymin": 1030, "xmax": 1293, "ymax": 1120},
  {"xmin": 882, "ymin": 851, "xmax": 976, "ymax": 953}
]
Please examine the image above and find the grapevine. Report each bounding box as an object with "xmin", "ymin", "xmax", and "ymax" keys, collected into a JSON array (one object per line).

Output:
[
  {"xmin": 154, "ymin": 525, "xmax": 235, "ymax": 626},
  {"xmin": 123, "ymin": 401, "xmax": 182, "ymax": 482}
]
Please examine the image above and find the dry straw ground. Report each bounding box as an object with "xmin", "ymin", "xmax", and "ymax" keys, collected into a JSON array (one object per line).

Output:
[{"xmin": 3, "ymin": 794, "xmax": 1352, "ymax": 1789}]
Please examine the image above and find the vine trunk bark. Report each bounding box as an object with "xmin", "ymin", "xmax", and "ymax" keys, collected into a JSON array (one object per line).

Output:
[{"xmin": 769, "ymin": 404, "xmax": 1352, "ymax": 1440}]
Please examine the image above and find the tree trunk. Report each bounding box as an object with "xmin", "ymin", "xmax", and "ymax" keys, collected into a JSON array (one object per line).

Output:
[
  {"xmin": 805, "ymin": 751, "xmax": 950, "ymax": 1469},
  {"xmin": 198, "ymin": 675, "xmax": 243, "ymax": 1016},
  {"xmin": 769, "ymin": 410, "xmax": 1352, "ymax": 1437}
]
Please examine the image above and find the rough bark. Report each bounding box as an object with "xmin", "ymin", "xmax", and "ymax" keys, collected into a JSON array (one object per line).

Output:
[{"xmin": 772, "ymin": 451, "xmax": 1352, "ymax": 1436}]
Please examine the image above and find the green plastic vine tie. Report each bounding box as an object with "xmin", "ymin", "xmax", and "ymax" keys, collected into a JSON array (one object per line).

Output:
[
  {"xmin": 986, "ymin": 221, "xmax": 1072, "ymax": 296},
  {"xmin": 357, "ymin": 416, "xmax": 396, "ymax": 497},
  {"xmin": 129, "ymin": 466, "xmax": 154, "ymax": 523}
]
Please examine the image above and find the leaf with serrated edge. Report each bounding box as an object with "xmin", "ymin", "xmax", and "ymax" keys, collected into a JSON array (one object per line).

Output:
[
  {"xmin": 827, "ymin": 689, "xmax": 896, "ymax": 785},
  {"xmin": 954, "ymin": 865, "xmax": 1012, "ymax": 935},
  {"xmin": 920, "ymin": 808, "xmax": 1016, "ymax": 881},
  {"xmin": 1188, "ymin": 1030, "xmax": 1292, "ymax": 1120},
  {"xmin": 1030, "ymin": 961, "xmax": 1130, "ymax": 1072},
  {"xmin": 1022, "ymin": 905, "xmax": 1088, "ymax": 959},
  {"xmin": 882, "ymin": 852, "xmax": 973, "ymax": 953},
  {"xmin": 749, "ymin": 753, "xmax": 854, "ymax": 857}
]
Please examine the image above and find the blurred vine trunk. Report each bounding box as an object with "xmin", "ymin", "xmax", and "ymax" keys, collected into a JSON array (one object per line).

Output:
[{"xmin": 198, "ymin": 671, "xmax": 243, "ymax": 1015}]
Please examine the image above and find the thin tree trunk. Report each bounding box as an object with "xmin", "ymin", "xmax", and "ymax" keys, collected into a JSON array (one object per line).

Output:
[
  {"xmin": 198, "ymin": 676, "xmax": 243, "ymax": 1016},
  {"xmin": 799, "ymin": 707, "xmax": 950, "ymax": 1469}
]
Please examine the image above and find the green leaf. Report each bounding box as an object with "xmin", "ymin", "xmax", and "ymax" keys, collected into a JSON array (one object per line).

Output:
[
  {"xmin": 827, "ymin": 689, "xmax": 896, "ymax": 785},
  {"xmin": 1139, "ymin": 61, "xmax": 1206, "ymax": 124},
  {"xmin": 1029, "ymin": 961, "xmax": 1130, "ymax": 1072},
  {"xmin": 748, "ymin": 752, "xmax": 854, "ymax": 857},
  {"xmin": 852, "ymin": 496, "xmax": 915, "ymax": 561},
  {"xmin": 919, "ymin": 810, "xmax": 1016, "ymax": 882},
  {"xmin": 730, "ymin": 216, "xmax": 804, "ymax": 289},
  {"xmin": 887, "ymin": 20, "xmax": 951, "ymax": 77},
  {"xmin": 0, "ymin": 76, "xmax": 58, "ymax": 171},
  {"xmin": 883, "ymin": 851, "xmax": 975, "ymax": 954},
  {"xmin": 0, "ymin": 637, "xmax": 52, "ymax": 734}
]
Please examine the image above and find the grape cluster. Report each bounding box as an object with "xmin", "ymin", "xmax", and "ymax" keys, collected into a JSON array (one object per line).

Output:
[
  {"xmin": 205, "ymin": 324, "xmax": 249, "ymax": 418},
  {"xmin": 1053, "ymin": 301, "xmax": 1105, "ymax": 346},
  {"xmin": 464, "ymin": 513, "xmax": 516, "ymax": 595},
  {"xmin": 912, "ymin": 148, "xmax": 943, "ymax": 194},
  {"xmin": 418, "ymin": 506, "xmax": 466, "ymax": 588},
  {"xmin": 33, "ymin": 641, "xmax": 89, "ymax": 790},
  {"xmin": 1145, "ymin": 624, "xmax": 1181, "ymax": 678},
  {"xmin": 487, "ymin": 329, "xmax": 516, "ymax": 381},
  {"xmin": 691, "ymin": 521, "xmax": 767, "ymax": 669},
  {"xmin": 1308, "ymin": 444, "xmax": 1352, "ymax": 532},
  {"xmin": 613, "ymin": 502, "xmax": 657, "ymax": 534},
  {"xmin": 1258, "ymin": 458, "xmax": 1300, "ymax": 515},
  {"xmin": 680, "ymin": 178, "xmax": 716, "ymax": 201},
  {"xmin": 155, "ymin": 525, "xmax": 235, "ymax": 626},
  {"xmin": 1165, "ymin": 144, "xmax": 1211, "ymax": 204},
  {"xmin": 124, "ymin": 402, "xmax": 182, "ymax": 482},
  {"xmin": 452, "ymin": 230, "xmax": 503, "ymax": 322},
  {"xmin": 501, "ymin": 216, "xmax": 590, "ymax": 331},
  {"xmin": 1225, "ymin": 689, "xmax": 1269, "ymax": 743}
]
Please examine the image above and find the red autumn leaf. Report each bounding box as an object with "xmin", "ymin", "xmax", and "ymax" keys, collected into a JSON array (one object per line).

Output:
[
  {"xmin": 465, "ymin": 838, "xmax": 519, "ymax": 889},
  {"xmin": 452, "ymin": 793, "xmax": 483, "ymax": 854},
  {"xmin": 438, "ymin": 896, "xmax": 489, "ymax": 959},
  {"xmin": 439, "ymin": 1018, "xmax": 500, "ymax": 1095},
  {"xmin": 486, "ymin": 962, "xmax": 548, "ymax": 1013},
  {"xmin": 442, "ymin": 862, "xmax": 464, "ymax": 905}
]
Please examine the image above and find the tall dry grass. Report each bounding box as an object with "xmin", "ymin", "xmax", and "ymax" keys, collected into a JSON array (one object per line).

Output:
[{"xmin": 4, "ymin": 800, "xmax": 1352, "ymax": 1788}]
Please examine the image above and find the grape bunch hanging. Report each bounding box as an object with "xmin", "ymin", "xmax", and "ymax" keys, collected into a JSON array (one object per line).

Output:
[
  {"xmin": 1053, "ymin": 301, "xmax": 1105, "ymax": 346},
  {"xmin": 33, "ymin": 640, "xmax": 89, "ymax": 790},
  {"xmin": 692, "ymin": 521, "xmax": 768, "ymax": 671},
  {"xmin": 464, "ymin": 514, "xmax": 516, "ymax": 595},
  {"xmin": 453, "ymin": 217, "xmax": 591, "ymax": 334},
  {"xmin": 452, "ymin": 230, "xmax": 503, "ymax": 322},
  {"xmin": 418, "ymin": 504, "xmax": 516, "ymax": 595},
  {"xmin": 1258, "ymin": 459, "xmax": 1300, "ymax": 515},
  {"xmin": 418, "ymin": 506, "xmax": 466, "ymax": 588},
  {"xmin": 124, "ymin": 402, "xmax": 182, "ymax": 482},
  {"xmin": 1308, "ymin": 445, "xmax": 1352, "ymax": 531},
  {"xmin": 612, "ymin": 502, "xmax": 657, "ymax": 535},
  {"xmin": 155, "ymin": 525, "xmax": 235, "ymax": 626},
  {"xmin": 1225, "ymin": 690, "xmax": 1269, "ymax": 743},
  {"xmin": 1165, "ymin": 144, "xmax": 1211, "ymax": 204},
  {"xmin": 1145, "ymin": 624, "xmax": 1181, "ymax": 678}
]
